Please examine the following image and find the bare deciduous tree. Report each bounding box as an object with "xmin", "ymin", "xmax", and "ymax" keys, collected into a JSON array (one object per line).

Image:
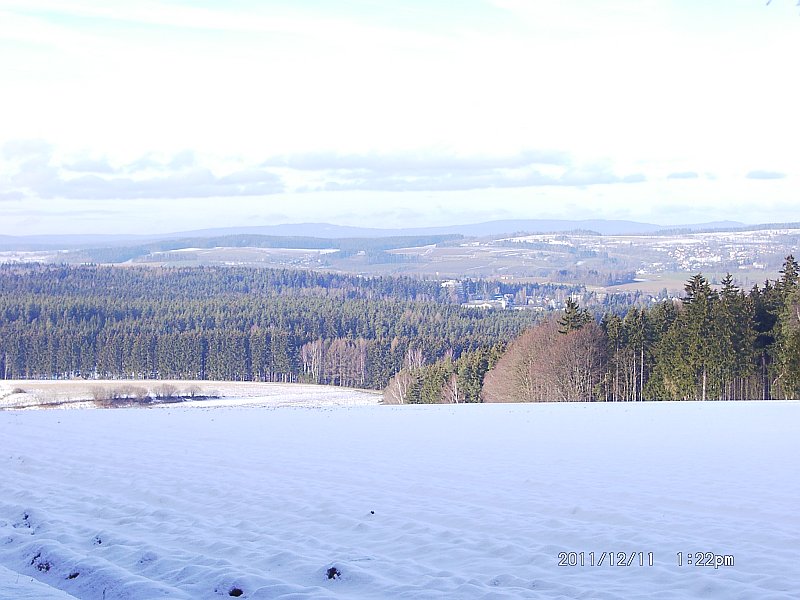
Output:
[
  {"xmin": 383, "ymin": 369, "xmax": 413, "ymax": 404},
  {"xmin": 184, "ymin": 384, "xmax": 202, "ymax": 398},
  {"xmin": 441, "ymin": 372, "xmax": 461, "ymax": 404},
  {"xmin": 300, "ymin": 339, "xmax": 324, "ymax": 383},
  {"xmin": 154, "ymin": 383, "xmax": 178, "ymax": 400},
  {"xmin": 405, "ymin": 346, "xmax": 425, "ymax": 370},
  {"xmin": 483, "ymin": 319, "xmax": 606, "ymax": 402}
]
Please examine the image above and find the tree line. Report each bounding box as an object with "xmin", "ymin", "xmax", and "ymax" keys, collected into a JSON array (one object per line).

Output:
[
  {"xmin": 61, "ymin": 233, "xmax": 463, "ymax": 264},
  {"xmin": 9, "ymin": 259, "xmax": 794, "ymax": 402},
  {"xmin": 477, "ymin": 257, "xmax": 800, "ymax": 402},
  {"xmin": 0, "ymin": 264, "xmax": 536, "ymax": 389}
]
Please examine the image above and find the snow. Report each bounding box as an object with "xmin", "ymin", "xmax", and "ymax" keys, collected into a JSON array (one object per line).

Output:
[
  {"xmin": 0, "ymin": 565, "xmax": 78, "ymax": 599},
  {"xmin": 0, "ymin": 251, "xmax": 67, "ymax": 264},
  {"xmin": 1, "ymin": 400, "xmax": 798, "ymax": 599},
  {"xmin": 0, "ymin": 381, "xmax": 382, "ymax": 411}
]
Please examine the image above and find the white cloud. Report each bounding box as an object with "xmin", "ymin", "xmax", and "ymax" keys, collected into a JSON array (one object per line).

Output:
[{"xmin": 0, "ymin": 0, "xmax": 798, "ymax": 234}]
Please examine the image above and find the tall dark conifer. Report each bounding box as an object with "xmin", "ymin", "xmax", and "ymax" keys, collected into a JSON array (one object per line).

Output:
[
  {"xmin": 559, "ymin": 297, "xmax": 590, "ymax": 334},
  {"xmin": 775, "ymin": 256, "xmax": 800, "ymax": 397}
]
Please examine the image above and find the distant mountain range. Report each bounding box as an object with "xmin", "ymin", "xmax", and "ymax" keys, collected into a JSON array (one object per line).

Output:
[
  {"xmin": 0, "ymin": 219, "xmax": 756, "ymax": 250},
  {"xmin": 176, "ymin": 219, "xmax": 748, "ymax": 239}
]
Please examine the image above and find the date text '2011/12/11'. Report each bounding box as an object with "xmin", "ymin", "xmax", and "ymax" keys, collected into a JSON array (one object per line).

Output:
[{"xmin": 557, "ymin": 552, "xmax": 654, "ymax": 567}]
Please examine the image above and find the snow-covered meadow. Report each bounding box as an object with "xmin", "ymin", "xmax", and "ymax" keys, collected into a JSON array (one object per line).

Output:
[{"xmin": 1, "ymin": 397, "xmax": 798, "ymax": 599}]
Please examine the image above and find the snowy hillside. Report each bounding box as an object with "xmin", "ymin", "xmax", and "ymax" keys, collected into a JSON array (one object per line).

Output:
[{"xmin": 1, "ymin": 401, "xmax": 798, "ymax": 599}]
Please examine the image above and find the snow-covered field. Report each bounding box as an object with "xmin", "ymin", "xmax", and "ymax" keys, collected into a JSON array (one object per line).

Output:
[
  {"xmin": 1, "ymin": 400, "xmax": 798, "ymax": 599},
  {"xmin": 0, "ymin": 380, "xmax": 381, "ymax": 410}
]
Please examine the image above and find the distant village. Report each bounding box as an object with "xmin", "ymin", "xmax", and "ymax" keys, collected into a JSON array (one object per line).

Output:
[{"xmin": 445, "ymin": 279, "xmax": 671, "ymax": 315}]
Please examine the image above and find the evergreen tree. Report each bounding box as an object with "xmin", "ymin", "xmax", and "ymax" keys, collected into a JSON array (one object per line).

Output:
[
  {"xmin": 752, "ymin": 281, "xmax": 780, "ymax": 399},
  {"xmin": 774, "ymin": 256, "xmax": 800, "ymax": 397},
  {"xmin": 623, "ymin": 308, "xmax": 650, "ymax": 401},
  {"xmin": 559, "ymin": 297, "xmax": 591, "ymax": 334},
  {"xmin": 777, "ymin": 254, "xmax": 799, "ymax": 300},
  {"xmin": 713, "ymin": 274, "xmax": 756, "ymax": 399},
  {"xmin": 682, "ymin": 274, "xmax": 718, "ymax": 400},
  {"xmin": 776, "ymin": 288, "xmax": 800, "ymax": 397},
  {"xmin": 601, "ymin": 313, "xmax": 625, "ymax": 401}
]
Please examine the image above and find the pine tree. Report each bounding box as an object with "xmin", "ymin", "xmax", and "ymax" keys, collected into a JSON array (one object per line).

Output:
[{"xmin": 559, "ymin": 297, "xmax": 590, "ymax": 334}]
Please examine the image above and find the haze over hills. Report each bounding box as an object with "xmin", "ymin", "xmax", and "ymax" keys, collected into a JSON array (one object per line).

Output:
[
  {"xmin": 0, "ymin": 219, "xmax": 748, "ymax": 249},
  {"xmin": 174, "ymin": 219, "xmax": 748, "ymax": 239},
  {"xmin": 0, "ymin": 233, "xmax": 150, "ymax": 249}
]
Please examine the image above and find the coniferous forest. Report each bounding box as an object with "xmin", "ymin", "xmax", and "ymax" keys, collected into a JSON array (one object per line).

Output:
[
  {"xmin": 0, "ymin": 264, "xmax": 535, "ymax": 399},
  {"xmin": 3, "ymin": 258, "xmax": 800, "ymax": 402}
]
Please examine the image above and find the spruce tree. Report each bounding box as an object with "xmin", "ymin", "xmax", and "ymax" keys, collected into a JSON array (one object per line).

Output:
[
  {"xmin": 559, "ymin": 297, "xmax": 590, "ymax": 334},
  {"xmin": 775, "ymin": 256, "xmax": 800, "ymax": 397},
  {"xmin": 777, "ymin": 255, "xmax": 799, "ymax": 299},
  {"xmin": 684, "ymin": 275, "xmax": 718, "ymax": 400},
  {"xmin": 601, "ymin": 313, "xmax": 625, "ymax": 401}
]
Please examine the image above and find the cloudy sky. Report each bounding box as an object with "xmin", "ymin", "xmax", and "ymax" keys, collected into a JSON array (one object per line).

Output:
[{"xmin": 1, "ymin": 0, "xmax": 798, "ymax": 235}]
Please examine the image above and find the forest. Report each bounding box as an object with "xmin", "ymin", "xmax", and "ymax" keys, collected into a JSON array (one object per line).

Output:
[
  {"xmin": 4, "ymin": 259, "xmax": 800, "ymax": 403},
  {"xmin": 0, "ymin": 264, "xmax": 536, "ymax": 395},
  {"xmin": 389, "ymin": 256, "xmax": 800, "ymax": 403},
  {"xmin": 53, "ymin": 233, "xmax": 464, "ymax": 264}
]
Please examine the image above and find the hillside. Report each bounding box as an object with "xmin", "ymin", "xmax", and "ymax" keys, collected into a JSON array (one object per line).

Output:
[{"xmin": 3, "ymin": 221, "xmax": 796, "ymax": 293}]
